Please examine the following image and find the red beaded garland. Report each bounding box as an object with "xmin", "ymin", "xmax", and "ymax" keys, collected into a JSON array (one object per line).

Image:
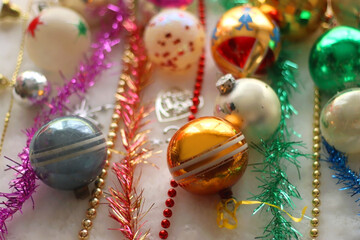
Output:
[
  {"xmin": 161, "ymin": 219, "xmax": 171, "ymax": 228},
  {"xmin": 159, "ymin": 230, "xmax": 169, "ymax": 239},
  {"xmin": 168, "ymin": 188, "xmax": 177, "ymax": 197},
  {"xmin": 165, "ymin": 198, "xmax": 175, "ymax": 207},
  {"xmin": 170, "ymin": 179, "xmax": 178, "ymax": 188},
  {"xmin": 190, "ymin": 106, "xmax": 198, "ymax": 113},
  {"xmin": 188, "ymin": 114, "xmax": 195, "ymax": 121},
  {"xmin": 163, "ymin": 208, "xmax": 173, "ymax": 218},
  {"xmin": 159, "ymin": 0, "xmax": 206, "ymax": 238}
]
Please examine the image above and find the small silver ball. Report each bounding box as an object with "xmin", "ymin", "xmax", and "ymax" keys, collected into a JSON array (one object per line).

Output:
[{"xmin": 13, "ymin": 71, "xmax": 50, "ymax": 105}]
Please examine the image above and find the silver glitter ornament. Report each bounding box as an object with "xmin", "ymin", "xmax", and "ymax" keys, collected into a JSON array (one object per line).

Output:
[
  {"xmin": 13, "ymin": 71, "xmax": 50, "ymax": 105},
  {"xmin": 214, "ymin": 74, "xmax": 281, "ymax": 143}
]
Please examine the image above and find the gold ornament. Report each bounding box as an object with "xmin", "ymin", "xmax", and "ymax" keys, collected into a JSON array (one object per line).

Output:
[
  {"xmin": 167, "ymin": 117, "xmax": 249, "ymax": 195},
  {"xmin": 211, "ymin": 6, "xmax": 281, "ymax": 78},
  {"xmin": 251, "ymin": 0, "xmax": 327, "ymax": 40}
]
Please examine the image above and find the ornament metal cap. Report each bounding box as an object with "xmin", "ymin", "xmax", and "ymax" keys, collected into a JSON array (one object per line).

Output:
[
  {"xmin": 216, "ymin": 74, "xmax": 235, "ymax": 95},
  {"xmin": 0, "ymin": 0, "xmax": 21, "ymax": 19}
]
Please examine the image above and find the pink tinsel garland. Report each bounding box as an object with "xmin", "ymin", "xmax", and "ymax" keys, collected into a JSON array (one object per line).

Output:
[{"xmin": 0, "ymin": 2, "xmax": 126, "ymax": 238}]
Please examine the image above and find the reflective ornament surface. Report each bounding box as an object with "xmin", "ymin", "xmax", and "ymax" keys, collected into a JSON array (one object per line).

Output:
[
  {"xmin": 167, "ymin": 117, "xmax": 248, "ymax": 195},
  {"xmin": 147, "ymin": 0, "xmax": 194, "ymax": 7},
  {"xmin": 25, "ymin": 7, "xmax": 91, "ymax": 73},
  {"xmin": 251, "ymin": 0, "xmax": 327, "ymax": 40},
  {"xmin": 219, "ymin": 0, "xmax": 249, "ymax": 10},
  {"xmin": 332, "ymin": 0, "xmax": 360, "ymax": 28},
  {"xmin": 211, "ymin": 6, "xmax": 281, "ymax": 78},
  {"xmin": 30, "ymin": 116, "xmax": 107, "ymax": 190},
  {"xmin": 13, "ymin": 71, "xmax": 50, "ymax": 105},
  {"xmin": 309, "ymin": 26, "xmax": 360, "ymax": 92},
  {"xmin": 59, "ymin": 0, "xmax": 117, "ymax": 27},
  {"xmin": 144, "ymin": 9, "xmax": 205, "ymax": 72},
  {"xmin": 320, "ymin": 88, "xmax": 360, "ymax": 154},
  {"xmin": 214, "ymin": 74, "xmax": 281, "ymax": 143}
]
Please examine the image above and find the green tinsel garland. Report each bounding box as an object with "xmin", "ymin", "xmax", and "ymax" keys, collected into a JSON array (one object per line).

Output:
[{"xmin": 250, "ymin": 54, "xmax": 307, "ymax": 240}]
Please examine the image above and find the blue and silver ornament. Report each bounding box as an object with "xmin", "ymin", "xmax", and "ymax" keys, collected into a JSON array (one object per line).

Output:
[{"xmin": 29, "ymin": 116, "xmax": 107, "ymax": 190}]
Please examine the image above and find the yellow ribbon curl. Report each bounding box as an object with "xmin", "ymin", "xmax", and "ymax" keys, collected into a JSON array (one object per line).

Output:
[{"xmin": 216, "ymin": 198, "xmax": 307, "ymax": 230}]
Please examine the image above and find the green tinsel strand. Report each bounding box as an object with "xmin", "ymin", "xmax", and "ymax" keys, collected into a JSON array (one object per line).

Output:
[{"xmin": 250, "ymin": 54, "xmax": 307, "ymax": 240}]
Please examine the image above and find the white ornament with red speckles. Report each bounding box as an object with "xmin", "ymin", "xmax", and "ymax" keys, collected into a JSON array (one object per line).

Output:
[{"xmin": 144, "ymin": 8, "xmax": 205, "ymax": 72}]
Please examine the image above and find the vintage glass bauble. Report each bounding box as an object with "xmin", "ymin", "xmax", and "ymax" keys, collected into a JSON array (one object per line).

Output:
[
  {"xmin": 250, "ymin": 0, "xmax": 327, "ymax": 40},
  {"xmin": 25, "ymin": 7, "xmax": 91, "ymax": 73},
  {"xmin": 30, "ymin": 116, "xmax": 107, "ymax": 190},
  {"xmin": 309, "ymin": 26, "xmax": 360, "ymax": 92},
  {"xmin": 211, "ymin": 6, "xmax": 281, "ymax": 78},
  {"xmin": 320, "ymin": 88, "xmax": 360, "ymax": 154},
  {"xmin": 13, "ymin": 71, "xmax": 50, "ymax": 105},
  {"xmin": 214, "ymin": 74, "xmax": 281, "ymax": 143},
  {"xmin": 144, "ymin": 8, "xmax": 205, "ymax": 72},
  {"xmin": 167, "ymin": 117, "xmax": 249, "ymax": 195}
]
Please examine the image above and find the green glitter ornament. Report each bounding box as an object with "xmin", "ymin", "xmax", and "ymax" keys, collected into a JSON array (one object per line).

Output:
[
  {"xmin": 219, "ymin": 0, "xmax": 249, "ymax": 10},
  {"xmin": 309, "ymin": 26, "xmax": 360, "ymax": 92}
]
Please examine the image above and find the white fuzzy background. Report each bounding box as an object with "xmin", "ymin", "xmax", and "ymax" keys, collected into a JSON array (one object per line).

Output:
[{"xmin": 0, "ymin": 0, "xmax": 359, "ymax": 240}]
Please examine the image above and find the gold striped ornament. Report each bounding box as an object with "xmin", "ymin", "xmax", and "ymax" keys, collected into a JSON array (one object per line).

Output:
[{"xmin": 167, "ymin": 116, "xmax": 249, "ymax": 195}]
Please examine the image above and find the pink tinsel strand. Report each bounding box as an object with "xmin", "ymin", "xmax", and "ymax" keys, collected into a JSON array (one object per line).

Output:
[
  {"xmin": 0, "ymin": 1, "xmax": 126, "ymax": 238},
  {"xmin": 107, "ymin": 8, "xmax": 152, "ymax": 240}
]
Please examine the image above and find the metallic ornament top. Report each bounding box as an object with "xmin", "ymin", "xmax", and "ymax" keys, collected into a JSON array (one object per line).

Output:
[
  {"xmin": 332, "ymin": 0, "xmax": 360, "ymax": 29},
  {"xmin": 320, "ymin": 88, "xmax": 360, "ymax": 154},
  {"xmin": 214, "ymin": 75, "xmax": 281, "ymax": 143},
  {"xmin": 309, "ymin": 26, "xmax": 360, "ymax": 92},
  {"xmin": 251, "ymin": 0, "xmax": 327, "ymax": 40},
  {"xmin": 167, "ymin": 117, "xmax": 248, "ymax": 195},
  {"xmin": 216, "ymin": 74, "xmax": 236, "ymax": 94},
  {"xmin": 13, "ymin": 71, "xmax": 50, "ymax": 105},
  {"xmin": 0, "ymin": 0, "xmax": 21, "ymax": 20},
  {"xmin": 155, "ymin": 88, "xmax": 204, "ymax": 122},
  {"xmin": 211, "ymin": 6, "xmax": 281, "ymax": 78},
  {"xmin": 30, "ymin": 116, "xmax": 107, "ymax": 190},
  {"xmin": 144, "ymin": 8, "xmax": 205, "ymax": 72}
]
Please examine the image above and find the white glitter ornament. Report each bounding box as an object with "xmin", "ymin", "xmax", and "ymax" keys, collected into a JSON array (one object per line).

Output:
[
  {"xmin": 320, "ymin": 88, "xmax": 360, "ymax": 154},
  {"xmin": 214, "ymin": 74, "xmax": 281, "ymax": 143},
  {"xmin": 144, "ymin": 8, "xmax": 205, "ymax": 72},
  {"xmin": 25, "ymin": 7, "xmax": 91, "ymax": 73}
]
